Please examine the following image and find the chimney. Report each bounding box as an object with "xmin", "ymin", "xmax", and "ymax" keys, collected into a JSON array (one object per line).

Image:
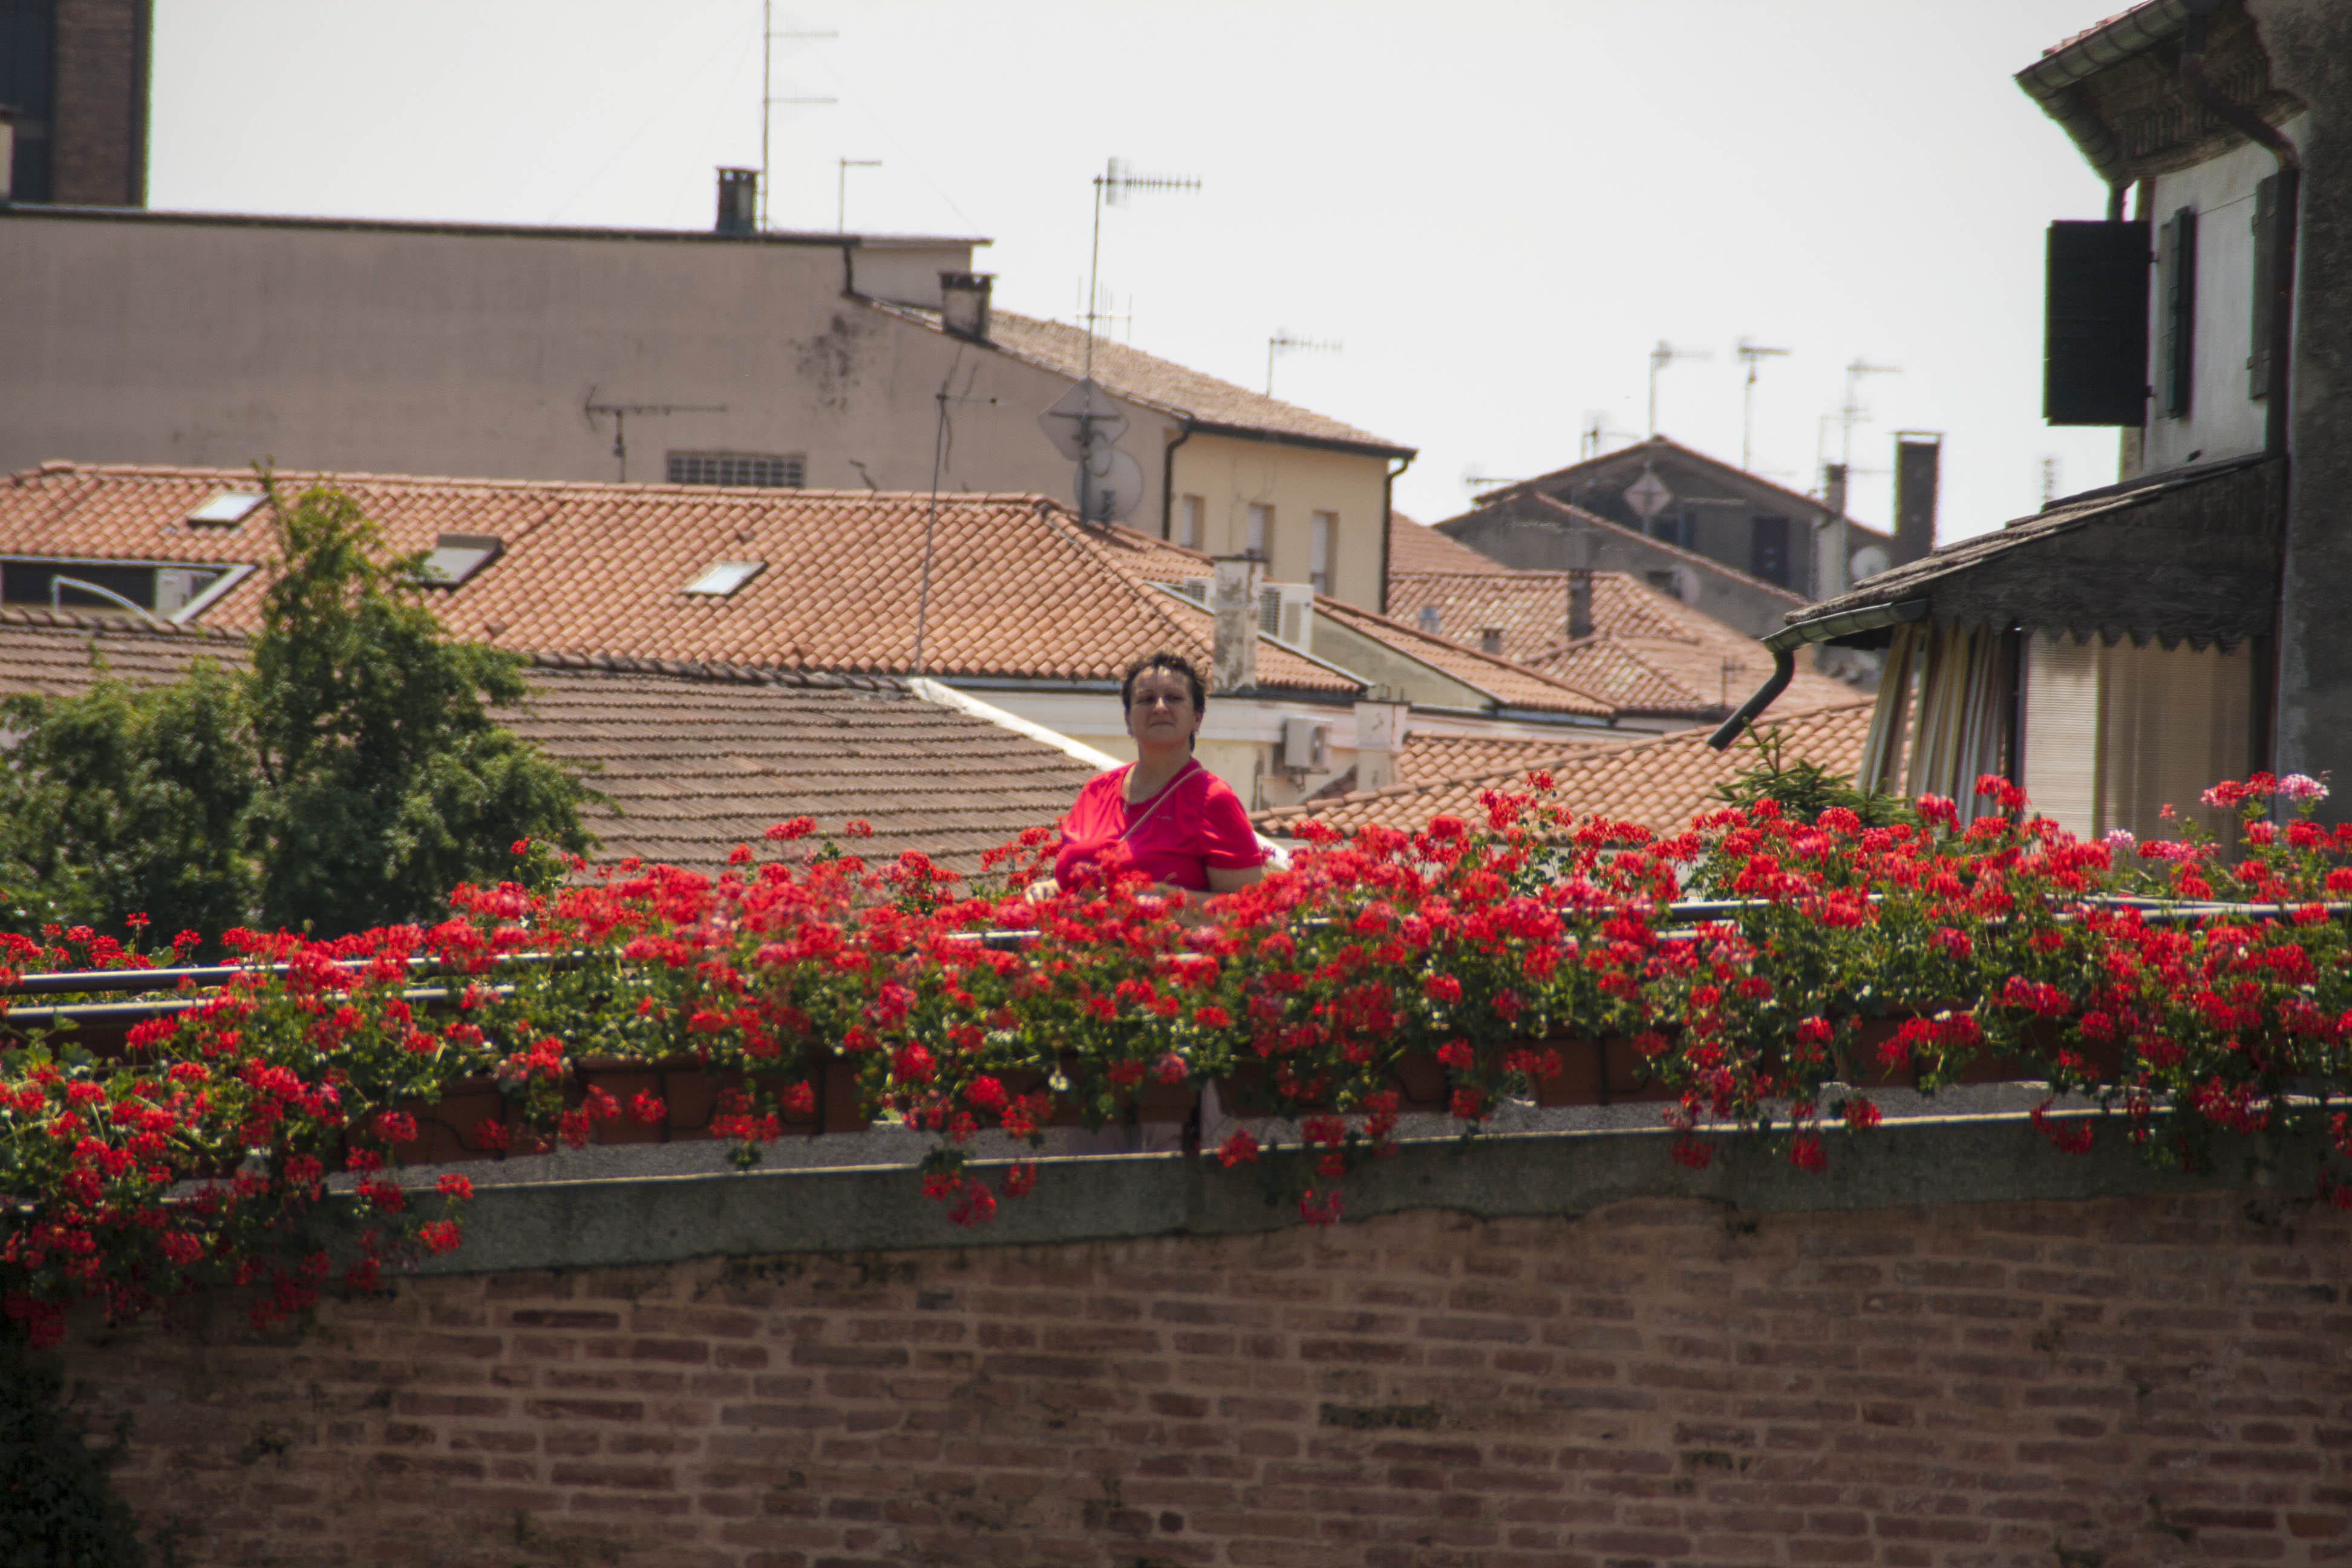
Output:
[
  {"xmin": 1416, "ymin": 606, "xmax": 1441, "ymax": 635},
  {"xmin": 1821, "ymin": 462, "xmax": 1848, "ymax": 519},
  {"xmin": 715, "ymin": 168, "xmax": 757, "ymax": 235},
  {"xmin": 1479, "ymin": 627, "xmax": 1506, "ymax": 657},
  {"xmin": 1210, "ymin": 555, "xmax": 1261, "ymax": 694},
  {"xmin": 1567, "ymin": 568, "xmax": 1593, "ymax": 641},
  {"xmin": 0, "ymin": 106, "xmax": 13, "ymax": 204},
  {"xmin": 939, "ymin": 272, "xmax": 993, "ymax": 342},
  {"xmin": 1893, "ymin": 433, "xmax": 1942, "ymax": 566},
  {"xmin": 1352, "ymin": 691, "xmax": 1411, "ymax": 792}
]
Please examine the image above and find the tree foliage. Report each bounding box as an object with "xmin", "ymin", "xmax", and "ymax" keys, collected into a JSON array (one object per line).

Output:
[
  {"xmin": 0, "ymin": 479, "xmax": 593, "ymax": 941},
  {"xmin": 1713, "ymin": 722, "xmax": 1911, "ymax": 828},
  {"xmin": 245, "ymin": 482, "xmax": 593, "ymax": 933}
]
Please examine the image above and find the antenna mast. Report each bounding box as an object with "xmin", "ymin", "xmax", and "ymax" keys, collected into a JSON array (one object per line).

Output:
[
  {"xmin": 1734, "ymin": 337, "xmax": 1791, "ymax": 472},
  {"xmin": 1647, "ymin": 341, "xmax": 1710, "ymax": 437},
  {"xmin": 1833, "ymin": 358, "xmax": 1901, "ymax": 474},
  {"xmin": 1266, "ymin": 331, "xmax": 1339, "ymax": 397},
  {"xmin": 758, "ymin": 4, "xmax": 836, "ymax": 229},
  {"xmin": 837, "ymin": 157, "xmax": 881, "ymax": 232},
  {"xmin": 584, "ymin": 396, "xmax": 728, "ymax": 482},
  {"xmin": 1074, "ymin": 157, "xmax": 1197, "ymax": 523}
]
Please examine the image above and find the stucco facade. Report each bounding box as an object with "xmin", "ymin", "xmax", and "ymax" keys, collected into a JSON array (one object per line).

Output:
[{"xmin": 0, "ymin": 204, "xmax": 1409, "ymax": 613}]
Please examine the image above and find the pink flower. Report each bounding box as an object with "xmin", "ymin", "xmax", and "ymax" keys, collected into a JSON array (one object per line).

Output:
[{"xmin": 2279, "ymin": 773, "xmax": 2328, "ymax": 802}]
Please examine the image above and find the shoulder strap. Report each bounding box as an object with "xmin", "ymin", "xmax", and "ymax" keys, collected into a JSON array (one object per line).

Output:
[{"xmin": 1119, "ymin": 760, "xmax": 1201, "ymax": 842}]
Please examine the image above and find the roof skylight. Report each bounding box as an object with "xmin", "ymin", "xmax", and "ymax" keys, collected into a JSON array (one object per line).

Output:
[
  {"xmin": 683, "ymin": 560, "xmax": 765, "ymax": 596},
  {"xmin": 416, "ymin": 532, "xmax": 502, "ymax": 587},
  {"xmin": 186, "ymin": 491, "xmax": 264, "ymax": 528}
]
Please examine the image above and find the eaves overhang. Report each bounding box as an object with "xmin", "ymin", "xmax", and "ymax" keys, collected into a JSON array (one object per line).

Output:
[{"xmin": 1772, "ymin": 455, "xmax": 2284, "ymax": 652}]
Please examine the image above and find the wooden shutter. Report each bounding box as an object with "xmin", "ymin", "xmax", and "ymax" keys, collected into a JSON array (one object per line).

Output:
[
  {"xmin": 2249, "ymin": 175, "xmax": 2278, "ymax": 400},
  {"xmin": 2043, "ymin": 221, "xmax": 2151, "ymax": 425},
  {"xmin": 2161, "ymin": 207, "xmax": 2198, "ymax": 419}
]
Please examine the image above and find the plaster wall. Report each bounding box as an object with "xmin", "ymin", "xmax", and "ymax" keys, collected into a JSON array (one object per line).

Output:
[
  {"xmin": 2141, "ymin": 114, "xmax": 2311, "ymax": 474},
  {"xmin": 1168, "ymin": 433, "xmax": 1391, "ymax": 612}
]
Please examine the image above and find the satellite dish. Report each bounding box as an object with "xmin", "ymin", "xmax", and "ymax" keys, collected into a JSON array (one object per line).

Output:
[
  {"xmin": 1075, "ymin": 447, "xmax": 1146, "ymax": 524},
  {"xmin": 1624, "ymin": 464, "xmax": 1674, "ymax": 521},
  {"xmin": 1849, "ymin": 545, "xmax": 1890, "ymax": 583}
]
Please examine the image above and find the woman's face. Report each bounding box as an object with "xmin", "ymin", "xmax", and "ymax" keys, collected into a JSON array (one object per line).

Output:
[{"xmin": 1126, "ymin": 668, "xmax": 1202, "ymax": 753}]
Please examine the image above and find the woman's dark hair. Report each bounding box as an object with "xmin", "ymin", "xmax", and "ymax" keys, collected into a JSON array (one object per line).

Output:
[{"xmin": 1120, "ymin": 650, "xmax": 1207, "ymax": 717}]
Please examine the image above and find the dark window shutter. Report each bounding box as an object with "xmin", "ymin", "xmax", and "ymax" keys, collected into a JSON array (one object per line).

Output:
[
  {"xmin": 1749, "ymin": 515, "xmax": 1791, "ymax": 588},
  {"xmin": 2044, "ymin": 220, "xmax": 2151, "ymax": 425},
  {"xmin": 2249, "ymin": 175, "xmax": 2278, "ymax": 400},
  {"xmin": 2161, "ymin": 207, "xmax": 2198, "ymax": 418}
]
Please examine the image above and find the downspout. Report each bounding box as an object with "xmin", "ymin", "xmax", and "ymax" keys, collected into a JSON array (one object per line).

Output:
[
  {"xmin": 1380, "ymin": 452, "xmax": 1414, "ymax": 616},
  {"xmin": 1159, "ymin": 418, "xmax": 1195, "ymax": 543},
  {"xmin": 1707, "ymin": 648, "xmax": 1794, "ymax": 751}
]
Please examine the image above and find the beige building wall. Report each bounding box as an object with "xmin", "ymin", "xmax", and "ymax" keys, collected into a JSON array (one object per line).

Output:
[
  {"xmin": 1168, "ymin": 434, "xmax": 1391, "ymax": 610},
  {"xmin": 2, "ymin": 209, "xmax": 1398, "ymax": 609}
]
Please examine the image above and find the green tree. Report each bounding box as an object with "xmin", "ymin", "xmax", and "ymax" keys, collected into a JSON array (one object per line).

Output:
[
  {"xmin": 0, "ymin": 479, "xmax": 594, "ymax": 942},
  {"xmin": 0, "ymin": 661, "xmax": 259, "ymax": 944},
  {"xmin": 247, "ymin": 480, "xmax": 594, "ymax": 933},
  {"xmin": 1712, "ymin": 723, "xmax": 1912, "ymax": 827}
]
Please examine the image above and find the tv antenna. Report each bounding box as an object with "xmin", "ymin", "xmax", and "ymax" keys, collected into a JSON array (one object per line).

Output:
[
  {"xmin": 837, "ymin": 157, "xmax": 881, "ymax": 232},
  {"xmin": 584, "ymin": 394, "xmax": 728, "ymax": 482},
  {"xmin": 1581, "ymin": 413, "xmax": 1640, "ymax": 460},
  {"xmin": 1083, "ymin": 157, "xmax": 1198, "ymax": 387},
  {"xmin": 758, "ymin": 5, "xmax": 837, "ymax": 229},
  {"xmin": 1734, "ymin": 337, "xmax": 1791, "ymax": 472},
  {"xmin": 1266, "ymin": 331, "xmax": 1339, "ymax": 397},
  {"xmin": 1647, "ymin": 341, "xmax": 1710, "ymax": 437},
  {"xmin": 1829, "ymin": 358, "xmax": 1900, "ymax": 474}
]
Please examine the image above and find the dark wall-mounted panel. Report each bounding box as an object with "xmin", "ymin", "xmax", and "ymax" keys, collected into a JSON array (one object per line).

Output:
[{"xmin": 2045, "ymin": 219, "xmax": 2151, "ymax": 426}]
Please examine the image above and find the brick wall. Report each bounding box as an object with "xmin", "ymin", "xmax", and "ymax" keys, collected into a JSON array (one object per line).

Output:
[
  {"xmin": 48, "ymin": 0, "xmax": 146, "ymax": 207},
  {"xmin": 51, "ymin": 1189, "xmax": 2352, "ymax": 1566}
]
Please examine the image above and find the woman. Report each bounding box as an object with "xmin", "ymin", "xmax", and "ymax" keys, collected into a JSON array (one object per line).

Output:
[{"xmin": 1049, "ymin": 652, "xmax": 1267, "ymax": 897}]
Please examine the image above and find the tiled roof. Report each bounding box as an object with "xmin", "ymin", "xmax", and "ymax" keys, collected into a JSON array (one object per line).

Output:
[
  {"xmin": 1257, "ymin": 701, "xmax": 1876, "ymax": 837},
  {"xmin": 1304, "ymin": 731, "xmax": 1635, "ymax": 802},
  {"xmin": 868, "ymin": 304, "xmax": 1413, "ymax": 455},
  {"xmin": 0, "ymin": 615, "xmax": 1098, "ymax": 874},
  {"xmin": 1388, "ymin": 568, "xmax": 1858, "ymax": 716},
  {"xmin": 1530, "ymin": 638, "xmax": 1715, "ymax": 714},
  {"xmin": 0, "ymin": 465, "xmax": 1359, "ymax": 694},
  {"xmin": 1310, "ymin": 598, "xmax": 1613, "ymax": 717},
  {"xmin": 1387, "ymin": 510, "xmax": 1506, "ymax": 575}
]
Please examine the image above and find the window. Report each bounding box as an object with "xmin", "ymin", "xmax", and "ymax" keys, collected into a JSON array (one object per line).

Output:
[
  {"xmin": 1179, "ymin": 494, "xmax": 1204, "ymax": 550},
  {"xmin": 1310, "ymin": 511, "xmax": 1335, "ymax": 594},
  {"xmin": 417, "ymin": 533, "xmax": 502, "ymax": 588},
  {"xmin": 682, "ymin": 560, "xmax": 765, "ymax": 596},
  {"xmin": 1749, "ymin": 514, "xmax": 1791, "ymax": 589},
  {"xmin": 667, "ymin": 451, "xmax": 805, "ymax": 489},
  {"xmin": 187, "ymin": 491, "xmax": 264, "ymax": 528},
  {"xmin": 1245, "ymin": 503, "xmax": 1273, "ymax": 560},
  {"xmin": 1, "ymin": 560, "xmax": 222, "ymax": 615},
  {"xmin": 2160, "ymin": 207, "xmax": 2197, "ymax": 419},
  {"xmin": 1416, "ymin": 606, "xmax": 1442, "ymax": 635}
]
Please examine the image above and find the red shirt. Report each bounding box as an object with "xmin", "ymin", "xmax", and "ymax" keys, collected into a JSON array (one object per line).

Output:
[{"xmin": 1052, "ymin": 761, "xmax": 1266, "ymax": 892}]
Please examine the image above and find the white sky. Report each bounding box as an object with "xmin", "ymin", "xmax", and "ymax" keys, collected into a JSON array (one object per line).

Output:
[{"xmin": 149, "ymin": 1, "xmax": 2123, "ymax": 540}]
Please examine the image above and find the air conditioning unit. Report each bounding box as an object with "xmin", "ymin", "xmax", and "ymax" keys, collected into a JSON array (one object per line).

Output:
[
  {"xmin": 153, "ymin": 568, "xmax": 218, "ymax": 617},
  {"xmin": 1177, "ymin": 576, "xmax": 1212, "ymax": 604},
  {"xmin": 1259, "ymin": 582, "xmax": 1315, "ymax": 647},
  {"xmin": 1281, "ymin": 717, "xmax": 1330, "ymax": 771}
]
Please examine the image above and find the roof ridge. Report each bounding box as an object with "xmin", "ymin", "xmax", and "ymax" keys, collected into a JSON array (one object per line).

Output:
[
  {"xmin": 6, "ymin": 462, "xmax": 1063, "ymax": 507},
  {"xmin": 518, "ymin": 647, "xmax": 908, "ymax": 693},
  {"xmin": 1313, "ymin": 595, "xmax": 1619, "ymax": 711}
]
